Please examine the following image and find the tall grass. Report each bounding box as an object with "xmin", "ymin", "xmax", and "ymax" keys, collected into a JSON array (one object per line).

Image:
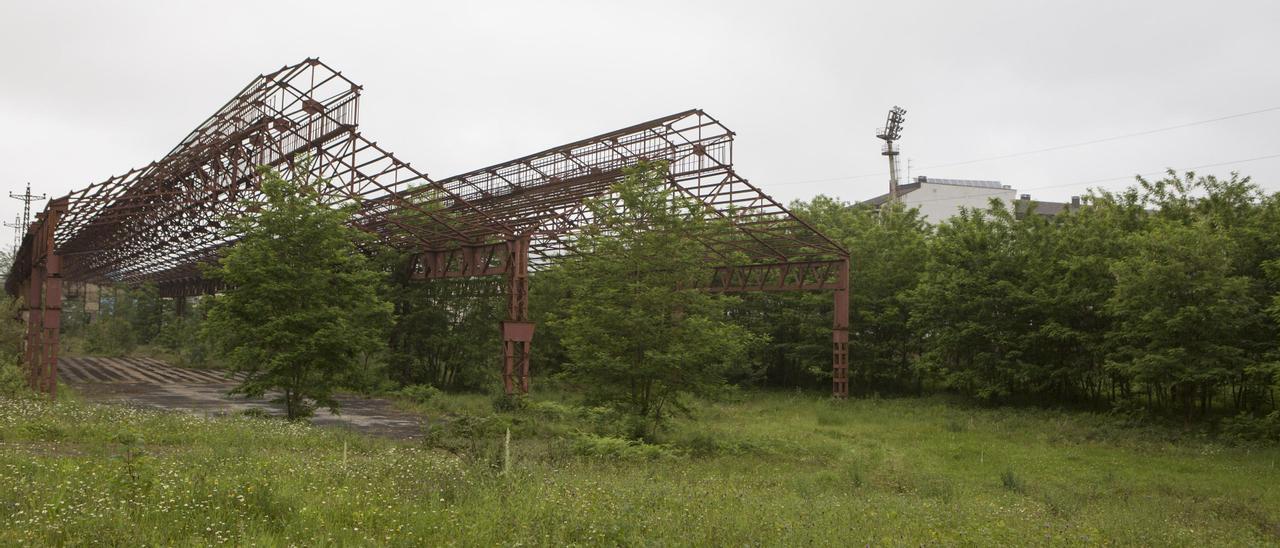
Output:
[{"xmin": 1, "ymin": 392, "xmax": 1278, "ymax": 545}]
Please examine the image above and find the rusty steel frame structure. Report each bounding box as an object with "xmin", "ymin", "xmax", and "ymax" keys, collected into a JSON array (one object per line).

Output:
[{"xmin": 5, "ymin": 58, "xmax": 851, "ymax": 400}]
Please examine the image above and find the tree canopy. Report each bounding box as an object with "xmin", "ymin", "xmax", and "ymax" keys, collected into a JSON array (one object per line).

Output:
[
  {"xmin": 550, "ymin": 161, "xmax": 757, "ymax": 436},
  {"xmin": 202, "ymin": 163, "xmax": 393, "ymax": 419}
]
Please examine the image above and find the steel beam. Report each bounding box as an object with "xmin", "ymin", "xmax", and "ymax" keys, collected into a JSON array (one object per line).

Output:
[
  {"xmin": 832, "ymin": 258, "xmax": 850, "ymax": 398},
  {"xmin": 501, "ymin": 235, "xmax": 533, "ymax": 395}
]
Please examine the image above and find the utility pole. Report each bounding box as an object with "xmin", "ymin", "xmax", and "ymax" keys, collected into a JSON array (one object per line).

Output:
[
  {"xmin": 3, "ymin": 214, "xmax": 22, "ymax": 254},
  {"xmin": 9, "ymin": 182, "xmax": 46, "ymax": 243},
  {"xmin": 875, "ymin": 107, "xmax": 907, "ymax": 201}
]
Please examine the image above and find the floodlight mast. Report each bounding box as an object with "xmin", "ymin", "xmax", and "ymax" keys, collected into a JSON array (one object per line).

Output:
[{"xmin": 875, "ymin": 106, "xmax": 907, "ymax": 201}]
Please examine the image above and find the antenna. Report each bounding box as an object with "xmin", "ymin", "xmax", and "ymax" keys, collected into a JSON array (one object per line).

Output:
[
  {"xmin": 3, "ymin": 214, "xmax": 21, "ymax": 255},
  {"xmin": 876, "ymin": 106, "xmax": 907, "ymax": 200},
  {"xmin": 10, "ymin": 182, "xmax": 46, "ymax": 234}
]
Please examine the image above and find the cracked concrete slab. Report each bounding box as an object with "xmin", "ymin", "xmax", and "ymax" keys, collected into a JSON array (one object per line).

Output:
[{"xmin": 61, "ymin": 357, "xmax": 425, "ymax": 439}]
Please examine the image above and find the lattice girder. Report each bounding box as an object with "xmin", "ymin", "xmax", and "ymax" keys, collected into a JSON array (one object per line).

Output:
[{"xmin": 8, "ymin": 59, "xmax": 843, "ymax": 297}]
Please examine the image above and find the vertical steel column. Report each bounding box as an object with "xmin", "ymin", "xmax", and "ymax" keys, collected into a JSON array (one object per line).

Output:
[
  {"xmin": 832, "ymin": 257, "xmax": 850, "ymax": 398},
  {"xmin": 501, "ymin": 235, "xmax": 534, "ymax": 395},
  {"xmin": 41, "ymin": 252, "xmax": 62, "ymax": 399},
  {"xmin": 21, "ymin": 201, "xmax": 65, "ymax": 399}
]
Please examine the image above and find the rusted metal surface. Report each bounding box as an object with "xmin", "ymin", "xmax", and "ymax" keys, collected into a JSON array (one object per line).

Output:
[
  {"xmin": 706, "ymin": 259, "xmax": 847, "ymax": 293},
  {"xmin": 501, "ymin": 235, "xmax": 534, "ymax": 395},
  {"xmin": 15, "ymin": 198, "xmax": 68, "ymax": 398},
  {"xmin": 6, "ymin": 58, "xmax": 852, "ymax": 398},
  {"xmin": 832, "ymin": 258, "xmax": 851, "ymax": 398}
]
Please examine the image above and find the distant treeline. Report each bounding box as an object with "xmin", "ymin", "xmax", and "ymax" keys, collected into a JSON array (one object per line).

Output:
[{"xmin": 743, "ymin": 171, "xmax": 1280, "ymax": 422}]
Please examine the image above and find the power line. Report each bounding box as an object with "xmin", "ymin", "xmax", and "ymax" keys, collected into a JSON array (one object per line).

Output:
[
  {"xmin": 918, "ymin": 105, "xmax": 1280, "ymax": 171},
  {"xmin": 769, "ymin": 104, "xmax": 1280, "ymax": 187}
]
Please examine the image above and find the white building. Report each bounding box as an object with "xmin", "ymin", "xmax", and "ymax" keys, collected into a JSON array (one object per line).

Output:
[
  {"xmin": 863, "ymin": 176, "xmax": 1080, "ymax": 223},
  {"xmin": 864, "ymin": 177, "xmax": 1014, "ymax": 222}
]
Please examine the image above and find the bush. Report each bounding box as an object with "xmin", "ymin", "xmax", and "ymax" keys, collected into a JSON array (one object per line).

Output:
[
  {"xmin": 672, "ymin": 430, "xmax": 762, "ymax": 457},
  {"xmin": 492, "ymin": 393, "xmax": 528, "ymax": 413},
  {"xmin": 237, "ymin": 408, "xmax": 275, "ymax": 420},
  {"xmin": 577, "ymin": 407, "xmax": 653, "ymax": 441},
  {"xmin": 0, "ymin": 359, "xmax": 32, "ymax": 399},
  {"xmin": 154, "ymin": 316, "xmax": 218, "ymax": 368},
  {"xmin": 83, "ymin": 317, "xmax": 137, "ymax": 356},
  {"xmin": 526, "ymin": 400, "xmax": 573, "ymax": 420},
  {"xmin": 567, "ymin": 433, "xmax": 678, "ymax": 461},
  {"xmin": 421, "ymin": 412, "xmax": 514, "ymax": 467},
  {"xmin": 398, "ymin": 384, "xmax": 443, "ymax": 405},
  {"xmin": 1221, "ymin": 411, "xmax": 1280, "ymax": 443}
]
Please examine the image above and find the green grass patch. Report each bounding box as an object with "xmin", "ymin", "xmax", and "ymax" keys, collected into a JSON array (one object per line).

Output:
[{"xmin": 1, "ymin": 392, "xmax": 1279, "ymax": 545}]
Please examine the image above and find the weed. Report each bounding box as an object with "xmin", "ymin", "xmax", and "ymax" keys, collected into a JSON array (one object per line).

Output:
[
  {"xmin": 1001, "ymin": 468, "xmax": 1025, "ymax": 493},
  {"xmin": 237, "ymin": 407, "xmax": 274, "ymax": 419},
  {"xmin": 0, "ymin": 360, "xmax": 34, "ymax": 399},
  {"xmin": 492, "ymin": 393, "xmax": 528, "ymax": 412},
  {"xmin": 566, "ymin": 433, "xmax": 677, "ymax": 461},
  {"xmin": 23, "ymin": 421, "xmax": 66, "ymax": 441}
]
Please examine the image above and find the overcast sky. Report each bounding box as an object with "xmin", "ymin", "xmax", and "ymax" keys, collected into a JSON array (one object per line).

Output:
[{"xmin": 2, "ymin": 1, "xmax": 1278, "ymax": 236}]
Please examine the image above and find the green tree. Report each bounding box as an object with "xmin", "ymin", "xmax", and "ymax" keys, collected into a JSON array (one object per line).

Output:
[
  {"xmin": 81, "ymin": 284, "xmax": 162, "ymax": 356},
  {"xmin": 1025, "ymin": 191, "xmax": 1143, "ymax": 405},
  {"xmin": 371, "ymin": 185, "xmax": 503, "ymax": 392},
  {"xmin": 551, "ymin": 161, "xmax": 755, "ymax": 436},
  {"xmin": 379, "ymin": 251, "xmax": 501, "ymax": 391},
  {"xmin": 202, "ymin": 163, "xmax": 392, "ymax": 420},
  {"xmin": 1120, "ymin": 171, "xmax": 1277, "ymax": 413},
  {"xmin": 798, "ymin": 198, "xmax": 931, "ymax": 394},
  {"xmin": 1105, "ymin": 218, "xmax": 1255, "ymax": 419},
  {"xmin": 908, "ymin": 200, "xmax": 1048, "ymax": 402}
]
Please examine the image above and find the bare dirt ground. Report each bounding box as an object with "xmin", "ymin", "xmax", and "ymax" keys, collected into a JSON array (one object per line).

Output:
[{"xmin": 59, "ymin": 356, "xmax": 424, "ymax": 439}]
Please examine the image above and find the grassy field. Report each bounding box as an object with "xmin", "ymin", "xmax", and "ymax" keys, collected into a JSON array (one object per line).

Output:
[{"xmin": 2, "ymin": 389, "xmax": 1279, "ymax": 545}]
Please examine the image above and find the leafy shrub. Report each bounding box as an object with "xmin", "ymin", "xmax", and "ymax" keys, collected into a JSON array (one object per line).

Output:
[
  {"xmin": 526, "ymin": 399, "xmax": 573, "ymax": 420},
  {"xmin": 154, "ymin": 316, "xmax": 219, "ymax": 368},
  {"xmin": 23, "ymin": 421, "xmax": 66, "ymax": 441},
  {"xmin": 237, "ymin": 408, "xmax": 275, "ymax": 420},
  {"xmin": 1107, "ymin": 398, "xmax": 1154, "ymax": 427},
  {"xmin": 577, "ymin": 406, "xmax": 652, "ymax": 440},
  {"xmin": 83, "ymin": 317, "xmax": 137, "ymax": 356},
  {"xmin": 398, "ymin": 384, "xmax": 442, "ymax": 405},
  {"xmin": 112, "ymin": 431, "xmax": 152, "ymax": 499},
  {"xmin": 1221, "ymin": 411, "xmax": 1280, "ymax": 443},
  {"xmin": 0, "ymin": 359, "xmax": 33, "ymax": 399},
  {"xmin": 567, "ymin": 433, "xmax": 677, "ymax": 461},
  {"xmin": 671, "ymin": 430, "xmax": 763, "ymax": 457},
  {"xmin": 421, "ymin": 413, "xmax": 513, "ymax": 466},
  {"xmin": 492, "ymin": 393, "xmax": 528, "ymax": 412}
]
